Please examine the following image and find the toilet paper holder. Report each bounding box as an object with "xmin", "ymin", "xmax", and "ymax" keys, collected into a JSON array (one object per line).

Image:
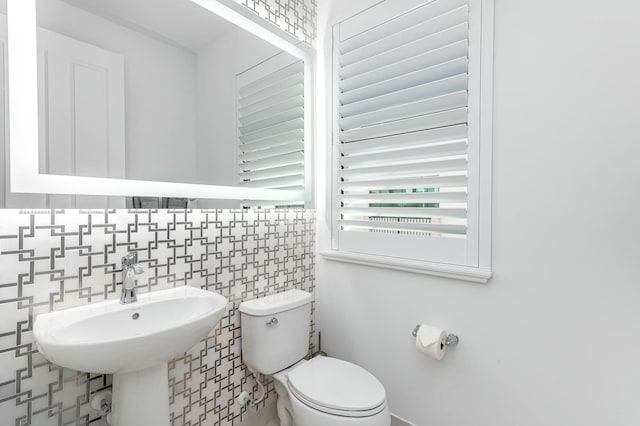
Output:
[{"xmin": 412, "ymin": 324, "xmax": 459, "ymax": 346}]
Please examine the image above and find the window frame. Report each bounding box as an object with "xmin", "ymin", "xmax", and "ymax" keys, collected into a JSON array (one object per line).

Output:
[{"xmin": 323, "ymin": 0, "xmax": 494, "ymax": 283}]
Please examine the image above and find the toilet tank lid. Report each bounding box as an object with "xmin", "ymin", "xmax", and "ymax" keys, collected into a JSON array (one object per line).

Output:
[{"xmin": 239, "ymin": 289, "xmax": 312, "ymax": 316}]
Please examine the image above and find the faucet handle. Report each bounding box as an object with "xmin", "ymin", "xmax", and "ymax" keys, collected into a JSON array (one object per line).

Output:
[
  {"xmin": 121, "ymin": 263, "xmax": 144, "ymax": 291},
  {"xmin": 122, "ymin": 252, "xmax": 138, "ymax": 267}
]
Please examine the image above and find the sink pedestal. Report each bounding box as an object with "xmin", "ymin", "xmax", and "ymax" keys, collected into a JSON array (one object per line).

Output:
[{"xmin": 112, "ymin": 363, "xmax": 170, "ymax": 426}]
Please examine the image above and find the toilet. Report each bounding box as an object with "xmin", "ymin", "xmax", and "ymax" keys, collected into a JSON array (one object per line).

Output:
[{"xmin": 239, "ymin": 289, "xmax": 390, "ymax": 426}]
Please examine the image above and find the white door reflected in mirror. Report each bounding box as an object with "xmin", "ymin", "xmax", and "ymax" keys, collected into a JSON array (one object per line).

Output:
[{"xmin": 4, "ymin": 0, "xmax": 313, "ymax": 208}]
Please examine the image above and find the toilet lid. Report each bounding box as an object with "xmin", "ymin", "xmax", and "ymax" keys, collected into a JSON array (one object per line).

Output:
[{"xmin": 287, "ymin": 357, "xmax": 386, "ymax": 414}]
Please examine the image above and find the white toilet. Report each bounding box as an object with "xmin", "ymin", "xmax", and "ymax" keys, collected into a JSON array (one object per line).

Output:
[{"xmin": 239, "ymin": 289, "xmax": 390, "ymax": 426}]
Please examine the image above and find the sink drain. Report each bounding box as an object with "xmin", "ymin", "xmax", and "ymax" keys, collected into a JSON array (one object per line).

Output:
[{"xmin": 132, "ymin": 313, "xmax": 140, "ymax": 320}]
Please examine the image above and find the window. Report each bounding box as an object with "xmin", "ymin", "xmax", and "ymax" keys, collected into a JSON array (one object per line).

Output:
[
  {"xmin": 330, "ymin": 0, "xmax": 493, "ymax": 277},
  {"xmin": 237, "ymin": 53, "xmax": 305, "ymax": 208}
]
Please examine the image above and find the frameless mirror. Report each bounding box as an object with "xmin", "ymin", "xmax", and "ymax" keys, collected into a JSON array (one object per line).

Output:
[{"xmin": 4, "ymin": 0, "xmax": 313, "ymax": 208}]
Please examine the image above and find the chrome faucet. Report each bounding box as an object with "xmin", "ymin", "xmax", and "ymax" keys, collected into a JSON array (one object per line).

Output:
[{"xmin": 120, "ymin": 252, "xmax": 144, "ymax": 304}]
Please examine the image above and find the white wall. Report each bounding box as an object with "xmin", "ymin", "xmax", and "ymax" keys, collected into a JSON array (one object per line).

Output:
[
  {"xmin": 195, "ymin": 27, "xmax": 280, "ymax": 207},
  {"xmin": 36, "ymin": 0, "xmax": 198, "ymax": 184},
  {"xmin": 315, "ymin": 1, "xmax": 640, "ymax": 425}
]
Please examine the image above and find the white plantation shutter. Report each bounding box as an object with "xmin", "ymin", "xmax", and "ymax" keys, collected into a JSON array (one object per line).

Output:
[{"xmin": 333, "ymin": 0, "xmax": 490, "ymax": 266}]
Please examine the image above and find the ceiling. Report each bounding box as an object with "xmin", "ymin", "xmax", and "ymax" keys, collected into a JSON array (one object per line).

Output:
[{"xmin": 59, "ymin": 0, "xmax": 236, "ymax": 52}]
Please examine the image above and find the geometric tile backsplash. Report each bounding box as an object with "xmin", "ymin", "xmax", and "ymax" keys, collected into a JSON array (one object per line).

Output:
[
  {"xmin": 0, "ymin": 209, "xmax": 316, "ymax": 426},
  {"xmin": 234, "ymin": 0, "xmax": 317, "ymax": 45}
]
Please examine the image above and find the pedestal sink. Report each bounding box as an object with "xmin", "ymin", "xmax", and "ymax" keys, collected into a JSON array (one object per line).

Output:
[{"xmin": 33, "ymin": 286, "xmax": 228, "ymax": 426}]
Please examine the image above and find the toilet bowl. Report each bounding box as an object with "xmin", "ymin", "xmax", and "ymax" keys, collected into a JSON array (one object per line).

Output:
[
  {"xmin": 238, "ymin": 290, "xmax": 390, "ymax": 426},
  {"xmin": 272, "ymin": 357, "xmax": 390, "ymax": 426}
]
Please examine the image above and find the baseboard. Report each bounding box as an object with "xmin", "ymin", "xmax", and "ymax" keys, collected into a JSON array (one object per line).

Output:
[
  {"xmin": 239, "ymin": 404, "xmax": 413, "ymax": 426},
  {"xmin": 238, "ymin": 402, "xmax": 278, "ymax": 426},
  {"xmin": 391, "ymin": 414, "xmax": 416, "ymax": 426}
]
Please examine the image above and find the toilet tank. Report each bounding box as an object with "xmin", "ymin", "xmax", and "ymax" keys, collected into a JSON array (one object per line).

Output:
[{"xmin": 239, "ymin": 289, "xmax": 312, "ymax": 375}]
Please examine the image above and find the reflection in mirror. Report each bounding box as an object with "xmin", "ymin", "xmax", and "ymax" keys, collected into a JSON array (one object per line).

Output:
[{"xmin": 2, "ymin": 0, "xmax": 307, "ymax": 208}]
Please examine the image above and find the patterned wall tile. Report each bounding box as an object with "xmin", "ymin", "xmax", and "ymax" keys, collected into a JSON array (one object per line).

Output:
[
  {"xmin": 235, "ymin": 0, "xmax": 317, "ymax": 45},
  {"xmin": 0, "ymin": 209, "xmax": 316, "ymax": 426}
]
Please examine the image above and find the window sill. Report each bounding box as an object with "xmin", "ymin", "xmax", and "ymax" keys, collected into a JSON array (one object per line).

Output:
[{"xmin": 319, "ymin": 250, "xmax": 492, "ymax": 283}]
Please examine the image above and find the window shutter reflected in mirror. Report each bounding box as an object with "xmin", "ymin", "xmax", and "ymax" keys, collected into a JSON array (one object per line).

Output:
[{"xmin": 237, "ymin": 53, "xmax": 305, "ymax": 208}]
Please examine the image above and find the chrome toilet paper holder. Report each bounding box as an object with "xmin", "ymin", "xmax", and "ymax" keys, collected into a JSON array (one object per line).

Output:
[{"xmin": 412, "ymin": 324, "xmax": 459, "ymax": 346}]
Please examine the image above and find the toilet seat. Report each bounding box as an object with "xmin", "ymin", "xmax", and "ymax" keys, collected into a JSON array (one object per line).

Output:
[{"xmin": 286, "ymin": 357, "xmax": 387, "ymax": 417}]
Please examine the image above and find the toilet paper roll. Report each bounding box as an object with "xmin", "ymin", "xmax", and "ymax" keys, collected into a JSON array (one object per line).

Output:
[{"xmin": 414, "ymin": 324, "xmax": 447, "ymax": 361}]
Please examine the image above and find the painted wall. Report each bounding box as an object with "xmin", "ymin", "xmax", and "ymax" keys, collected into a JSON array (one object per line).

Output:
[
  {"xmin": 315, "ymin": 1, "xmax": 640, "ymax": 425},
  {"xmin": 0, "ymin": 209, "xmax": 315, "ymax": 426}
]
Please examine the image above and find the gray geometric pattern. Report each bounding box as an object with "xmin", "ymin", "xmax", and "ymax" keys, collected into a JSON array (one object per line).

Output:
[
  {"xmin": 0, "ymin": 209, "xmax": 316, "ymax": 426},
  {"xmin": 235, "ymin": 0, "xmax": 317, "ymax": 45}
]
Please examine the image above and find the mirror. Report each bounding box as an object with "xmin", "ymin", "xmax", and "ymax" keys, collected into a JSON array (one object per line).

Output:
[{"xmin": 4, "ymin": 0, "xmax": 313, "ymax": 208}]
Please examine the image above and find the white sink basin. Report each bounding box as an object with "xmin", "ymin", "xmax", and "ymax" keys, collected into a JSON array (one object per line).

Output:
[
  {"xmin": 34, "ymin": 286, "xmax": 227, "ymax": 426},
  {"xmin": 34, "ymin": 286, "xmax": 228, "ymax": 374}
]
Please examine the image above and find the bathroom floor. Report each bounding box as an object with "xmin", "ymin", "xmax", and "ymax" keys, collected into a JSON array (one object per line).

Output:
[{"xmin": 265, "ymin": 419, "xmax": 410, "ymax": 426}]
